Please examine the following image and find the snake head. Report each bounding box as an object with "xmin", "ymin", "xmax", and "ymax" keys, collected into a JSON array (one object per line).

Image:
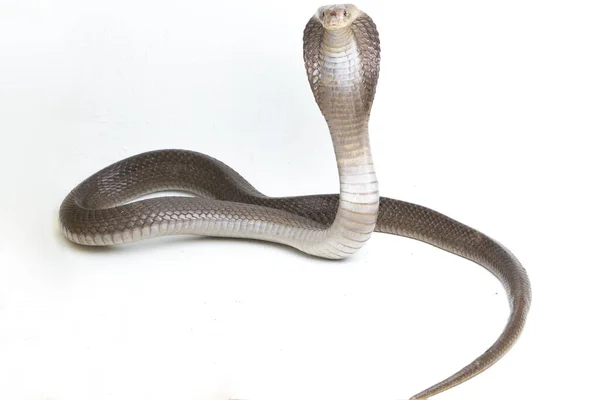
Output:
[{"xmin": 316, "ymin": 4, "xmax": 360, "ymax": 30}]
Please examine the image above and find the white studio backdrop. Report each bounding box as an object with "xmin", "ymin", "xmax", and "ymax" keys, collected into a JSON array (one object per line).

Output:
[{"xmin": 1, "ymin": 1, "xmax": 598, "ymax": 400}]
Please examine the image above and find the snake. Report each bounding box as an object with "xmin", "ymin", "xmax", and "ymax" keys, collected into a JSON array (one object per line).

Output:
[{"xmin": 59, "ymin": 4, "xmax": 531, "ymax": 399}]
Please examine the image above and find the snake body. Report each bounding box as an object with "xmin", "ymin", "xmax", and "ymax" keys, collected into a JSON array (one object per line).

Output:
[{"xmin": 59, "ymin": 4, "xmax": 531, "ymax": 399}]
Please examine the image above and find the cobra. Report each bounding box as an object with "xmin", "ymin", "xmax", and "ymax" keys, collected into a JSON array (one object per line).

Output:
[{"xmin": 59, "ymin": 4, "xmax": 531, "ymax": 399}]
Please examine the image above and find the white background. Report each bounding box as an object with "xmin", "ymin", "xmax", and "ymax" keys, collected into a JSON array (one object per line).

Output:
[{"xmin": 1, "ymin": 1, "xmax": 598, "ymax": 399}]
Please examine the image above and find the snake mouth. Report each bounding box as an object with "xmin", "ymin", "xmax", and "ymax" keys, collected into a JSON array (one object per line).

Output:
[
  {"xmin": 327, "ymin": 21, "xmax": 343, "ymax": 28},
  {"xmin": 323, "ymin": 19, "xmax": 350, "ymax": 30}
]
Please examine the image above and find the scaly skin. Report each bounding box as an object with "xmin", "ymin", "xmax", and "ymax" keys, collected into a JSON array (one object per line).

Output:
[{"xmin": 59, "ymin": 4, "xmax": 531, "ymax": 399}]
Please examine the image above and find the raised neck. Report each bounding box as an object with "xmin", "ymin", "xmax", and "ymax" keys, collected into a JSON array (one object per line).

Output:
[{"xmin": 303, "ymin": 24, "xmax": 379, "ymax": 258}]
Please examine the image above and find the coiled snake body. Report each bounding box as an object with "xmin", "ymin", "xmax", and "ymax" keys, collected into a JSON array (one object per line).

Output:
[{"xmin": 60, "ymin": 4, "xmax": 531, "ymax": 399}]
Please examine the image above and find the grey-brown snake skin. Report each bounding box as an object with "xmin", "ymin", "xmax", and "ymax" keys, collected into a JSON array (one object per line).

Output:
[{"xmin": 59, "ymin": 4, "xmax": 531, "ymax": 399}]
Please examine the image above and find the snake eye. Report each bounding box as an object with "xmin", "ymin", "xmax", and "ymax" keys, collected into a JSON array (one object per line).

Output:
[
  {"xmin": 322, "ymin": 11, "xmax": 325, "ymax": 18},
  {"xmin": 344, "ymin": 10, "xmax": 347, "ymax": 17}
]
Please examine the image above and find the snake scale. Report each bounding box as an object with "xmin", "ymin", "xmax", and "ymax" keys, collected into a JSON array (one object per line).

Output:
[{"xmin": 59, "ymin": 4, "xmax": 531, "ymax": 399}]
